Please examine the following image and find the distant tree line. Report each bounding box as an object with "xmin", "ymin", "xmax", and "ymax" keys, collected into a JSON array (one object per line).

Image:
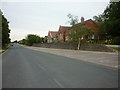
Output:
[
  {"xmin": 0, "ymin": 10, "xmax": 11, "ymax": 49},
  {"xmin": 18, "ymin": 34, "xmax": 45, "ymax": 46}
]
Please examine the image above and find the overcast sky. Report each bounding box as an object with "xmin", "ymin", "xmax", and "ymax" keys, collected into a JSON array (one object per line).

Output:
[{"xmin": 1, "ymin": 0, "xmax": 109, "ymax": 41}]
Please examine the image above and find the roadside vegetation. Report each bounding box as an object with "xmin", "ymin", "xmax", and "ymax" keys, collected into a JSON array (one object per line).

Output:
[
  {"xmin": 92, "ymin": 2, "xmax": 120, "ymax": 45},
  {"xmin": 19, "ymin": 2, "xmax": 120, "ymax": 48},
  {"xmin": 0, "ymin": 10, "xmax": 11, "ymax": 50},
  {"xmin": 110, "ymin": 47, "xmax": 120, "ymax": 52},
  {"xmin": 68, "ymin": 2, "xmax": 120, "ymax": 46},
  {"xmin": 18, "ymin": 34, "xmax": 44, "ymax": 46}
]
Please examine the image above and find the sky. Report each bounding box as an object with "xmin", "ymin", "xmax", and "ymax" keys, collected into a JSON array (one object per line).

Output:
[{"xmin": 1, "ymin": 0, "xmax": 110, "ymax": 41}]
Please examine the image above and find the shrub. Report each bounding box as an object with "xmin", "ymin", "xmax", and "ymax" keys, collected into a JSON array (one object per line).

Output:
[{"xmin": 112, "ymin": 37, "xmax": 120, "ymax": 45}]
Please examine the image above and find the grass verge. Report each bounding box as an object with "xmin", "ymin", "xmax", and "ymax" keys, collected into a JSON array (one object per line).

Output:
[
  {"xmin": 110, "ymin": 47, "xmax": 120, "ymax": 51},
  {"xmin": 0, "ymin": 44, "xmax": 11, "ymax": 54}
]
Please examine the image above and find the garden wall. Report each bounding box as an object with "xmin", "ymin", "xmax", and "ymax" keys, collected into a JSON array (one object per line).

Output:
[{"xmin": 33, "ymin": 43, "xmax": 115, "ymax": 52}]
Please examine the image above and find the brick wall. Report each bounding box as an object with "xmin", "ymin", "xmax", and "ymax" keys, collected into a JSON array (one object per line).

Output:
[
  {"xmin": 33, "ymin": 43, "xmax": 115, "ymax": 52},
  {"xmin": 33, "ymin": 43, "xmax": 77, "ymax": 50},
  {"xmin": 80, "ymin": 44, "xmax": 115, "ymax": 52}
]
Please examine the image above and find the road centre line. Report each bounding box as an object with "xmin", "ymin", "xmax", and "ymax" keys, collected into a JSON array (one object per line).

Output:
[
  {"xmin": 53, "ymin": 78, "xmax": 64, "ymax": 88},
  {"xmin": 39, "ymin": 65, "xmax": 47, "ymax": 71},
  {"xmin": 38, "ymin": 65, "xmax": 64, "ymax": 88}
]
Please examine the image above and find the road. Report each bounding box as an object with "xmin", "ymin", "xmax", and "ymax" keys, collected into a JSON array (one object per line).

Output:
[{"xmin": 2, "ymin": 44, "xmax": 118, "ymax": 88}]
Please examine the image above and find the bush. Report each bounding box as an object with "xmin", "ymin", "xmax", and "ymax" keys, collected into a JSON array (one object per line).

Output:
[
  {"xmin": 112, "ymin": 37, "xmax": 120, "ymax": 45},
  {"xmin": 110, "ymin": 47, "xmax": 120, "ymax": 51},
  {"xmin": 26, "ymin": 42, "xmax": 32, "ymax": 46},
  {"xmin": 52, "ymin": 40, "xmax": 60, "ymax": 43}
]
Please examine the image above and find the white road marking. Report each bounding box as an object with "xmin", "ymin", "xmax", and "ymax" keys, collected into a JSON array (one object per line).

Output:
[
  {"xmin": 53, "ymin": 78, "xmax": 64, "ymax": 88},
  {"xmin": 39, "ymin": 66, "xmax": 46, "ymax": 71},
  {"xmin": 39, "ymin": 66, "xmax": 64, "ymax": 88}
]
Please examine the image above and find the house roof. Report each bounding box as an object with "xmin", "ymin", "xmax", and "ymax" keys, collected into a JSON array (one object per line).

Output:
[
  {"xmin": 48, "ymin": 31, "xmax": 58, "ymax": 38},
  {"xmin": 58, "ymin": 26, "xmax": 72, "ymax": 32},
  {"xmin": 76, "ymin": 19, "xmax": 97, "ymax": 25},
  {"xmin": 74, "ymin": 19, "xmax": 98, "ymax": 31},
  {"xmin": 83, "ymin": 19, "xmax": 98, "ymax": 30},
  {"xmin": 84, "ymin": 19, "xmax": 98, "ymax": 25}
]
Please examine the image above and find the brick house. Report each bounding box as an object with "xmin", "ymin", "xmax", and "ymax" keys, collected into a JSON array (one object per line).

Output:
[
  {"xmin": 80, "ymin": 18, "xmax": 99, "ymax": 40},
  {"xmin": 57, "ymin": 26, "xmax": 72, "ymax": 42},
  {"xmin": 82, "ymin": 18, "xmax": 104, "ymax": 40},
  {"xmin": 56, "ymin": 19, "xmax": 100, "ymax": 42},
  {"xmin": 47, "ymin": 31, "xmax": 58, "ymax": 43},
  {"xmin": 47, "ymin": 17, "xmax": 102, "ymax": 43}
]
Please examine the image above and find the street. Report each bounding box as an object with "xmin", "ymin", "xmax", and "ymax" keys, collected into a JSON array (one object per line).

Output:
[{"xmin": 2, "ymin": 44, "xmax": 118, "ymax": 88}]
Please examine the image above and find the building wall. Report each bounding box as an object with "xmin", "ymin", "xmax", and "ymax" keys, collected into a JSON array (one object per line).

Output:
[
  {"xmin": 47, "ymin": 32, "xmax": 51, "ymax": 43},
  {"xmin": 48, "ymin": 20, "xmax": 100, "ymax": 43},
  {"xmin": 57, "ymin": 26, "xmax": 71, "ymax": 42},
  {"xmin": 83, "ymin": 20, "xmax": 99, "ymax": 31},
  {"xmin": 47, "ymin": 31, "xmax": 58, "ymax": 43}
]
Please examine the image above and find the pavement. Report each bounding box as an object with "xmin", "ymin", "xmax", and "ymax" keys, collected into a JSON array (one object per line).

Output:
[
  {"xmin": 25, "ymin": 46, "xmax": 119, "ymax": 69},
  {"xmin": 2, "ymin": 44, "xmax": 118, "ymax": 88},
  {"xmin": 106, "ymin": 45, "xmax": 120, "ymax": 47}
]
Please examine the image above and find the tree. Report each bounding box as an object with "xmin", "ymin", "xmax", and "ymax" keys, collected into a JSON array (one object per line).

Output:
[
  {"xmin": 0, "ymin": 10, "xmax": 11, "ymax": 49},
  {"xmin": 40, "ymin": 37, "xmax": 44, "ymax": 43},
  {"xmin": 12, "ymin": 40, "xmax": 18, "ymax": 43},
  {"xmin": 93, "ymin": 2, "xmax": 120, "ymax": 44},
  {"xmin": 26, "ymin": 34, "xmax": 41, "ymax": 46},
  {"xmin": 69, "ymin": 23, "xmax": 95, "ymax": 50},
  {"xmin": 67, "ymin": 13, "xmax": 79, "ymax": 26},
  {"xmin": 18, "ymin": 39, "xmax": 27, "ymax": 45},
  {"xmin": 93, "ymin": 15, "xmax": 104, "ymax": 25},
  {"xmin": 67, "ymin": 14, "xmax": 96, "ymax": 49},
  {"xmin": 103, "ymin": 2, "xmax": 120, "ymax": 38},
  {"xmin": 92, "ymin": 15, "xmax": 107, "ymax": 39}
]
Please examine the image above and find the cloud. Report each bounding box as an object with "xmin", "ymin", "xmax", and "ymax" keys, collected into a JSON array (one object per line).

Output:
[{"xmin": 2, "ymin": 0, "xmax": 110, "ymax": 2}]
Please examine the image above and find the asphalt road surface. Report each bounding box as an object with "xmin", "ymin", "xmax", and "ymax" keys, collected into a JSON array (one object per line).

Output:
[{"xmin": 2, "ymin": 44, "xmax": 118, "ymax": 88}]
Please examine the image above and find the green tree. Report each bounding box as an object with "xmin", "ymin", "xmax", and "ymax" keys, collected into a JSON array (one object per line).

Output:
[
  {"xmin": 103, "ymin": 2, "xmax": 120, "ymax": 44},
  {"xmin": 40, "ymin": 37, "xmax": 44, "ymax": 43},
  {"xmin": 0, "ymin": 10, "xmax": 11, "ymax": 49},
  {"xmin": 18, "ymin": 39, "xmax": 27, "ymax": 45},
  {"xmin": 67, "ymin": 14, "xmax": 96, "ymax": 49},
  {"xmin": 93, "ymin": 15, "xmax": 104, "ymax": 25},
  {"xmin": 26, "ymin": 34, "xmax": 41, "ymax": 46},
  {"xmin": 94, "ymin": 2, "xmax": 120, "ymax": 44},
  {"xmin": 67, "ymin": 13, "xmax": 79, "ymax": 26},
  {"xmin": 92, "ymin": 15, "xmax": 106, "ymax": 40},
  {"xmin": 12, "ymin": 40, "xmax": 18, "ymax": 43},
  {"xmin": 69, "ymin": 23, "xmax": 95, "ymax": 50}
]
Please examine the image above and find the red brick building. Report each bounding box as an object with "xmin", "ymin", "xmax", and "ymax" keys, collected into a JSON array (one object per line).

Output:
[
  {"xmin": 80, "ymin": 19, "xmax": 99, "ymax": 39},
  {"xmin": 57, "ymin": 26, "xmax": 72, "ymax": 42},
  {"xmin": 47, "ymin": 17, "xmax": 102, "ymax": 43},
  {"xmin": 56, "ymin": 19, "xmax": 99, "ymax": 42},
  {"xmin": 81, "ymin": 18, "xmax": 104, "ymax": 40},
  {"xmin": 47, "ymin": 31, "xmax": 58, "ymax": 43}
]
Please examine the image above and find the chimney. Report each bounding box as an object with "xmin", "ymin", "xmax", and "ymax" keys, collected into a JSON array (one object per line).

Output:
[{"xmin": 81, "ymin": 17, "xmax": 84, "ymax": 23}]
